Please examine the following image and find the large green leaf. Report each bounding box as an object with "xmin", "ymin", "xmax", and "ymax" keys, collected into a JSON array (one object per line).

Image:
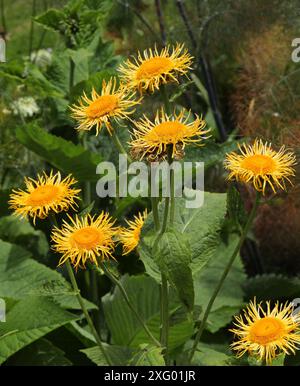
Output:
[
  {"xmin": 6, "ymin": 338, "xmax": 72, "ymax": 366},
  {"xmin": 81, "ymin": 344, "xmax": 134, "ymax": 366},
  {"xmin": 0, "ymin": 297, "xmax": 78, "ymax": 364},
  {"xmin": 0, "ymin": 240, "xmax": 95, "ymax": 310},
  {"xmin": 153, "ymin": 230, "xmax": 194, "ymax": 311},
  {"xmin": 102, "ymin": 275, "xmax": 193, "ymax": 351},
  {"xmin": 129, "ymin": 344, "xmax": 165, "ymax": 366},
  {"xmin": 194, "ymin": 236, "xmax": 246, "ymax": 333},
  {"xmin": 35, "ymin": 9, "xmax": 66, "ymax": 32},
  {"xmin": 184, "ymin": 139, "xmax": 240, "ymax": 169},
  {"xmin": 0, "ymin": 215, "xmax": 48, "ymax": 257},
  {"xmin": 15, "ymin": 124, "xmax": 102, "ymax": 182},
  {"xmin": 191, "ymin": 343, "xmax": 233, "ymax": 366},
  {"xmin": 139, "ymin": 191, "xmax": 227, "ymax": 282},
  {"xmin": 244, "ymin": 274, "xmax": 300, "ymax": 301}
]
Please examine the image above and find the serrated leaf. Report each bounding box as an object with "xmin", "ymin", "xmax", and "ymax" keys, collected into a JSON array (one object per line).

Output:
[
  {"xmin": 153, "ymin": 230, "xmax": 194, "ymax": 311},
  {"xmin": 139, "ymin": 191, "xmax": 227, "ymax": 282},
  {"xmin": 0, "ymin": 297, "xmax": 78, "ymax": 364},
  {"xmin": 0, "ymin": 215, "xmax": 48, "ymax": 257},
  {"xmin": 129, "ymin": 344, "xmax": 165, "ymax": 366},
  {"xmin": 244, "ymin": 274, "xmax": 300, "ymax": 301},
  {"xmin": 81, "ymin": 344, "xmax": 134, "ymax": 366},
  {"xmin": 35, "ymin": 9, "xmax": 66, "ymax": 32},
  {"xmin": 227, "ymin": 185, "xmax": 247, "ymax": 227},
  {"xmin": 16, "ymin": 124, "xmax": 102, "ymax": 182},
  {"xmin": 7, "ymin": 338, "xmax": 72, "ymax": 366},
  {"xmin": 0, "ymin": 240, "xmax": 95, "ymax": 310},
  {"xmin": 191, "ymin": 343, "xmax": 233, "ymax": 366},
  {"xmin": 102, "ymin": 275, "xmax": 193, "ymax": 351},
  {"xmin": 194, "ymin": 236, "xmax": 246, "ymax": 333}
]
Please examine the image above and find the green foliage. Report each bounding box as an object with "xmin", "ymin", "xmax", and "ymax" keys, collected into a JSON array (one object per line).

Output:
[
  {"xmin": 102, "ymin": 275, "xmax": 193, "ymax": 351},
  {"xmin": 0, "ymin": 297, "xmax": 78, "ymax": 364},
  {"xmin": 191, "ymin": 343, "xmax": 233, "ymax": 366},
  {"xmin": 0, "ymin": 216, "xmax": 48, "ymax": 258},
  {"xmin": 244, "ymin": 274, "xmax": 300, "ymax": 301},
  {"xmin": 81, "ymin": 344, "xmax": 134, "ymax": 366},
  {"xmin": 194, "ymin": 236, "xmax": 246, "ymax": 333},
  {"xmin": 140, "ymin": 191, "xmax": 227, "ymax": 284},
  {"xmin": 7, "ymin": 338, "xmax": 72, "ymax": 366},
  {"xmin": 129, "ymin": 344, "xmax": 165, "ymax": 366},
  {"xmin": 153, "ymin": 230, "xmax": 194, "ymax": 311},
  {"xmin": 16, "ymin": 124, "xmax": 102, "ymax": 182},
  {"xmin": 0, "ymin": 240, "xmax": 95, "ymax": 310}
]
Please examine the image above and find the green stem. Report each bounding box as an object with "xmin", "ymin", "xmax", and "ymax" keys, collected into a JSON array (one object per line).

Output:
[
  {"xmin": 65, "ymin": 262, "xmax": 112, "ymax": 365},
  {"xmin": 111, "ymin": 129, "xmax": 132, "ymax": 162},
  {"xmin": 188, "ymin": 191, "xmax": 261, "ymax": 364},
  {"xmin": 96, "ymin": 263, "xmax": 161, "ymax": 348},
  {"xmin": 160, "ymin": 272, "xmax": 169, "ymax": 365},
  {"xmin": 151, "ymin": 196, "xmax": 160, "ymax": 231}
]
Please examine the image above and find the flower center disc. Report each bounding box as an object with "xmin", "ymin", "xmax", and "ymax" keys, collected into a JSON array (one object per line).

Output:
[
  {"xmin": 86, "ymin": 95, "xmax": 118, "ymax": 118},
  {"xmin": 72, "ymin": 227, "xmax": 102, "ymax": 249},
  {"xmin": 241, "ymin": 154, "xmax": 276, "ymax": 174},
  {"xmin": 147, "ymin": 121, "xmax": 185, "ymax": 142},
  {"xmin": 137, "ymin": 57, "xmax": 172, "ymax": 79},
  {"xmin": 28, "ymin": 185, "xmax": 60, "ymax": 205},
  {"xmin": 250, "ymin": 317, "xmax": 285, "ymax": 344}
]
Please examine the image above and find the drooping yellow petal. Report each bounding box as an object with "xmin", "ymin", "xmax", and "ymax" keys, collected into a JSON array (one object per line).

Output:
[
  {"xmin": 119, "ymin": 210, "xmax": 147, "ymax": 255},
  {"xmin": 118, "ymin": 43, "xmax": 193, "ymax": 94},
  {"xmin": 51, "ymin": 213, "xmax": 118, "ymax": 269},
  {"xmin": 224, "ymin": 139, "xmax": 296, "ymax": 194},
  {"xmin": 230, "ymin": 299, "xmax": 300, "ymax": 365},
  {"xmin": 9, "ymin": 171, "xmax": 81, "ymax": 223},
  {"xmin": 70, "ymin": 77, "xmax": 140, "ymax": 135},
  {"xmin": 130, "ymin": 108, "xmax": 209, "ymax": 161}
]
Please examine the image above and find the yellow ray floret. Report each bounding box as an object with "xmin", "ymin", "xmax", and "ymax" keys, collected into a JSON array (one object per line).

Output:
[
  {"xmin": 51, "ymin": 213, "xmax": 118, "ymax": 269},
  {"xmin": 70, "ymin": 77, "xmax": 140, "ymax": 135},
  {"xmin": 118, "ymin": 43, "xmax": 193, "ymax": 93},
  {"xmin": 119, "ymin": 210, "xmax": 147, "ymax": 255},
  {"xmin": 130, "ymin": 108, "xmax": 209, "ymax": 160},
  {"xmin": 224, "ymin": 139, "xmax": 296, "ymax": 194},
  {"xmin": 9, "ymin": 171, "xmax": 81, "ymax": 223},
  {"xmin": 230, "ymin": 299, "xmax": 300, "ymax": 365}
]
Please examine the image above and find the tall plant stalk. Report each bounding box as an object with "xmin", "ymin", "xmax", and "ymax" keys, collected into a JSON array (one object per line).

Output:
[
  {"xmin": 65, "ymin": 261, "xmax": 112, "ymax": 365},
  {"xmin": 188, "ymin": 191, "xmax": 261, "ymax": 364},
  {"xmin": 95, "ymin": 262, "xmax": 161, "ymax": 348}
]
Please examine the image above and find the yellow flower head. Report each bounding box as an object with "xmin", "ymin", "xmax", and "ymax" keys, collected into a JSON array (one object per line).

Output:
[
  {"xmin": 225, "ymin": 139, "xmax": 296, "ymax": 194},
  {"xmin": 70, "ymin": 77, "xmax": 140, "ymax": 135},
  {"xmin": 118, "ymin": 43, "xmax": 193, "ymax": 94},
  {"xmin": 9, "ymin": 171, "xmax": 81, "ymax": 223},
  {"xmin": 130, "ymin": 108, "xmax": 209, "ymax": 161},
  {"xmin": 51, "ymin": 213, "xmax": 118, "ymax": 269},
  {"xmin": 230, "ymin": 299, "xmax": 300, "ymax": 365},
  {"xmin": 119, "ymin": 210, "xmax": 147, "ymax": 255}
]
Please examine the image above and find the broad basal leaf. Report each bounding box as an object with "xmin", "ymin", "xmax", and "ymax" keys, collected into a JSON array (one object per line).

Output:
[
  {"xmin": 0, "ymin": 297, "xmax": 78, "ymax": 364},
  {"xmin": 0, "ymin": 240, "xmax": 95, "ymax": 310},
  {"xmin": 0, "ymin": 215, "xmax": 48, "ymax": 257},
  {"xmin": 16, "ymin": 124, "xmax": 102, "ymax": 182},
  {"xmin": 102, "ymin": 274, "xmax": 193, "ymax": 351}
]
